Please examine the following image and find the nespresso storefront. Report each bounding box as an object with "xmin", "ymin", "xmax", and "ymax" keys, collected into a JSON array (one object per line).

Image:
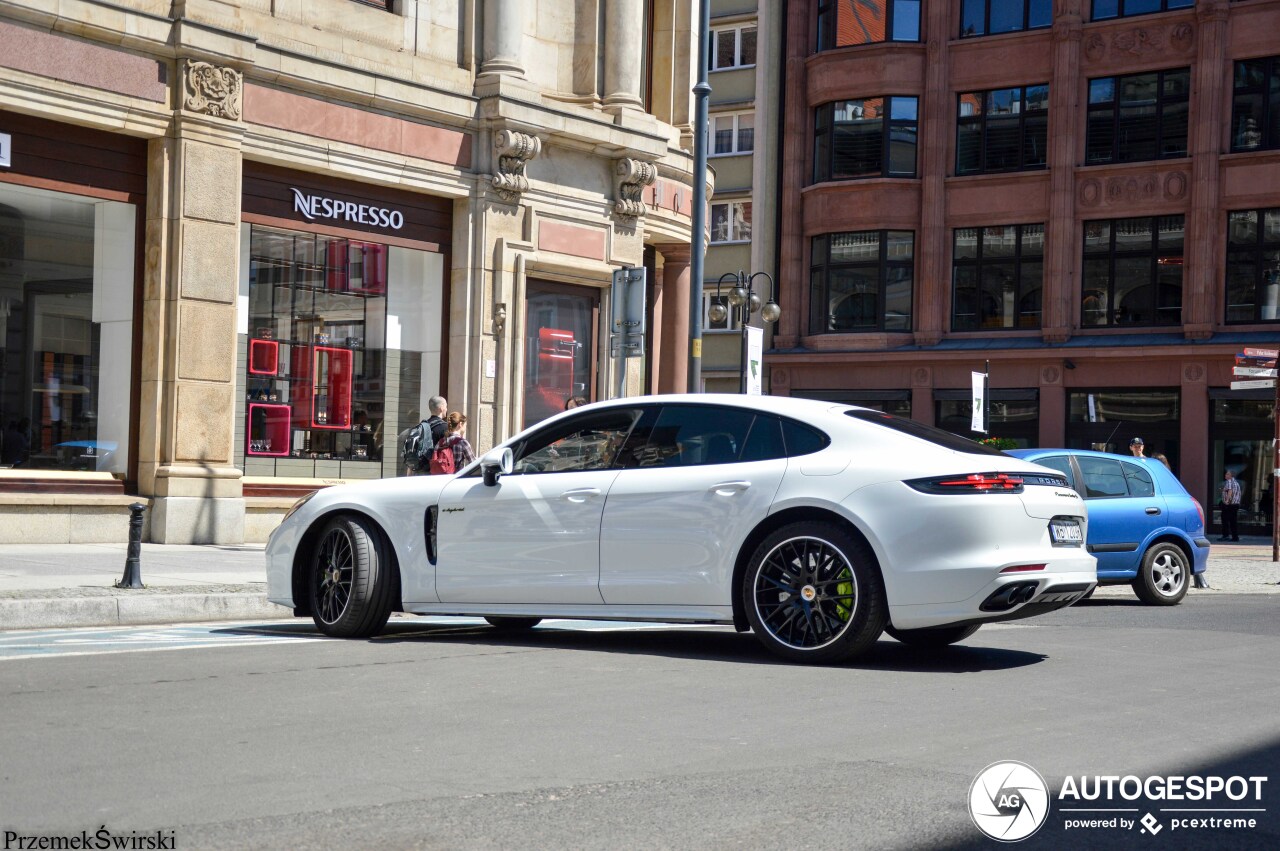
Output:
[
  {"xmin": 235, "ymin": 164, "xmax": 452, "ymax": 489},
  {"xmin": 0, "ymin": 111, "xmax": 144, "ymax": 493}
]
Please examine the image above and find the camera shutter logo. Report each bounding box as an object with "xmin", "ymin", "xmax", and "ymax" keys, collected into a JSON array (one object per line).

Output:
[{"xmin": 969, "ymin": 761, "xmax": 1051, "ymax": 842}]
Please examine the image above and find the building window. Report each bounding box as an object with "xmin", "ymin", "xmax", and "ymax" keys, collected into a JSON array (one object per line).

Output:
[
  {"xmin": 813, "ymin": 97, "xmax": 919, "ymax": 181},
  {"xmin": 1081, "ymin": 216, "xmax": 1184, "ymax": 327},
  {"xmin": 711, "ymin": 24, "xmax": 756, "ymax": 70},
  {"xmin": 816, "ymin": 0, "xmax": 921, "ymax": 50},
  {"xmin": 522, "ymin": 281, "xmax": 597, "ymax": 429},
  {"xmin": 710, "ymin": 201, "xmax": 752, "ymax": 243},
  {"xmin": 956, "ymin": 85, "xmax": 1049, "ymax": 175},
  {"xmin": 349, "ymin": 0, "xmax": 394, "ymax": 9},
  {"xmin": 1226, "ymin": 208, "xmax": 1280, "ymax": 323},
  {"xmin": 809, "ymin": 231, "xmax": 914, "ymax": 333},
  {"xmin": 960, "ymin": 0, "xmax": 1052, "ymax": 38},
  {"xmin": 0, "ymin": 182, "xmax": 136, "ymax": 475},
  {"xmin": 1068, "ymin": 390, "xmax": 1179, "ymax": 463},
  {"xmin": 710, "ymin": 112, "xmax": 754, "ymax": 156},
  {"xmin": 1086, "ymin": 69, "xmax": 1190, "ymax": 164},
  {"xmin": 952, "ymin": 224, "xmax": 1044, "ymax": 331},
  {"xmin": 936, "ymin": 390, "xmax": 1039, "ymax": 447},
  {"xmin": 1091, "ymin": 0, "xmax": 1195, "ymax": 22},
  {"xmin": 1232, "ymin": 56, "xmax": 1280, "ymax": 152}
]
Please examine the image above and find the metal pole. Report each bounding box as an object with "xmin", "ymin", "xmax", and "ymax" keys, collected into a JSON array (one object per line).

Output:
[
  {"xmin": 687, "ymin": 0, "xmax": 712, "ymax": 394},
  {"xmin": 1273, "ymin": 380, "xmax": 1279, "ymax": 562},
  {"xmin": 117, "ymin": 502, "xmax": 146, "ymax": 589}
]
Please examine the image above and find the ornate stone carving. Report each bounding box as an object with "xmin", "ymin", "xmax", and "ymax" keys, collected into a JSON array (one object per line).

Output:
[
  {"xmin": 183, "ymin": 60, "xmax": 241, "ymax": 120},
  {"xmin": 912, "ymin": 367, "xmax": 931, "ymax": 387},
  {"xmin": 1079, "ymin": 178, "xmax": 1102, "ymax": 208},
  {"xmin": 1041, "ymin": 366, "xmax": 1061, "ymax": 385},
  {"xmin": 1083, "ymin": 23, "xmax": 1195, "ymax": 62},
  {"xmin": 1183, "ymin": 363, "xmax": 1205, "ymax": 383},
  {"xmin": 1107, "ymin": 174, "xmax": 1159, "ymax": 204},
  {"xmin": 614, "ymin": 158, "xmax": 657, "ymax": 220},
  {"xmin": 771, "ymin": 368, "xmax": 789, "ymax": 388},
  {"xmin": 1164, "ymin": 171, "xmax": 1188, "ymax": 200},
  {"xmin": 490, "ymin": 130, "xmax": 541, "ymax": 203}
]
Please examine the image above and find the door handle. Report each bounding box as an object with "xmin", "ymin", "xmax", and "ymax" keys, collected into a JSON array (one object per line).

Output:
[
  {"xmin": 1145, "ymin": 507, "xmax": 1161, "ymax": 515},
  {"xmin": 561, "ymin": 487, "xmax": 601, "ymax": 503},
  {"xmin": 710, "ymin": 481, "xmax": 751, "ymax": 496}
]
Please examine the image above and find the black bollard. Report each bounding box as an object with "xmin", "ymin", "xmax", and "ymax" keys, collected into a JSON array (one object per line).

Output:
[{"xmin": 116, "ymin": 502, "xmax": 147, "ymax": 589}]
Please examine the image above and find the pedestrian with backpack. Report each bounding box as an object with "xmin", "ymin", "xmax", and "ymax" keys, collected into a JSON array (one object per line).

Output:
[
  {"xmin": 432, "ymin": 411, "xmax": 475, "ymax": 475},
  {"xmin": 402, "ymin": 395, "xmax": 449, "ymax": 475}
]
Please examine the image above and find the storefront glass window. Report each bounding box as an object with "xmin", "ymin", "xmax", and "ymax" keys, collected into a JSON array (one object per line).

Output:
[
  {"xmin": 1211, "ymin": 398, "xmax": 1275, "ymax": 534},
  {"xmin": 937, "ymin": 395, "xmax": 1039, "ymax": 447},
  {"xmin": 1067, "ymin": 390, "xmax": 1180, "ymax": 467},
  {"xmin": 522, "ymin": 281, "xmax": 597, "ymax": 430},
  {"xmin": 240, "ymin": 224, "xmax": 442, "ymax": 479},
  {"xmin": 0, "ymin": 183, "xmax": 135, "ymax": 475}
]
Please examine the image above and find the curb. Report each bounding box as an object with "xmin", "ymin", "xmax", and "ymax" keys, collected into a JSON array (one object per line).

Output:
[{"xmin": 0, "ymin": 593, "xmax": 285, "ymax": 630}]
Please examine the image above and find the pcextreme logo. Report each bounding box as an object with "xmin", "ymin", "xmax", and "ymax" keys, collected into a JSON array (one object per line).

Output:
[{"xmin": 969, "ymin": 761, "xmax": 1051, "ymax": 842}]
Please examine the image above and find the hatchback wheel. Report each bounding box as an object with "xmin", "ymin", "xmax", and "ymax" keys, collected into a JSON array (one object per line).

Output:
[
  {"xmin": 310, "ymin": 515, "xmax": 396, "ymax": 637},
  {"xmin": 885, "ymin": 623, "xmax": 980, "ymax": 648},
  {"xmin": 1132, "ymin": 542, "xmax": 1189, "ymax": 606},
  {"xmin": 743, "ymin": 521, "xmax": 886, "ymax": 663}
]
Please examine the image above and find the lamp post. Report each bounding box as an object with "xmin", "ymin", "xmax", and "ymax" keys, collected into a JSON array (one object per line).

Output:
[
  {"xmin": 687, "ymin": 0, "xmax": 712, "ymax": 393},
  {"xmin": 709, "ymin": 270, "xmax": 781, "ymax": 394}
]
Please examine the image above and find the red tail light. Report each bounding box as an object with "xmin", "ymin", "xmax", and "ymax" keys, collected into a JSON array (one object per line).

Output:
[
  {"xmin": 907, "ymin": 473, "xmax": 1025, "ymax": 494},
  {"xmin": 1000, "ymin": 563, "xmax": 1047, "ymax": 573},
  {"xmin": 1192, "ymin": 497, "xmax": 1205, "ymax": 530}
]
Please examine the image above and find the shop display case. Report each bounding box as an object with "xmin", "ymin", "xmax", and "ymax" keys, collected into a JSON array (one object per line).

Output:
[
  {"xmin": 248, "ymin": 338, "xmax": 279, "ymax": 375},
  {"xmin": 246, "ymin": 402, "xmax": 291, "ymax": 456}
]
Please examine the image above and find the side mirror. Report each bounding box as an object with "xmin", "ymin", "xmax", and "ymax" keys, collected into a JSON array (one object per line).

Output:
[{"xmin": 480, "ymin": 446, "xmax": 514, "ymax": 486}]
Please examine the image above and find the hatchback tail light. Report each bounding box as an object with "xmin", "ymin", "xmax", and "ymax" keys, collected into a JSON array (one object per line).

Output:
[
  {"xmin": 1191, "ymin": 497, "xmax": 1205, "ymax": 530},
  {"xmin": 906, "ymin": 472, "xmax": 1025, "ymax": 494}
]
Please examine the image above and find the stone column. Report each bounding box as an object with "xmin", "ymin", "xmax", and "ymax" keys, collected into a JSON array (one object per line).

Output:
[
  {"xmin": 914, "ymin": 1, "xmax": 951, "ymax": 347},
  {"xmin": 481, "ymin": 0, "xmax": 526, "ymax": 78},
  {"xmin": 140, "ymin": 63, "xmax": 246, "ymax": 543},
  {"xmin": 603, "ymin": 0, "xmax": 646, "ymax": 114},
  {"xmin": 1043, "ymin": 4, "xmax": 1085, "ymax": 342},
  {"xmin": 1184, "ymin": 0, "xmax": 1230, "ymax": 339},
  {"xmin": 773, "ymin": 1, "xmax": 810, "ymax": 348},
  {"xmin": 655, "ymin": 244, "xmax": 690, "ymax": 393}
]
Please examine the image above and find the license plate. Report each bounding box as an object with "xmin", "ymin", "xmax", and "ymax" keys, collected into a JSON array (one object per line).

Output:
[{"xmin": 1049, "ymin": 519, "xmax": 1083, "ymax": 545}]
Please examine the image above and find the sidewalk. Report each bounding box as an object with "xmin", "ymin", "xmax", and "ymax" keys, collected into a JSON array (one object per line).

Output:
[{"xmin": 1, "ymin": 537, "xmax": 1277, "ymax": 632}]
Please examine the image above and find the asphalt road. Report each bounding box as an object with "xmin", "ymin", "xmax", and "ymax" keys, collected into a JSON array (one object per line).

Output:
[{"xmin": 0, "ymin": 596, "xmax": 1276, "ymax": 850}]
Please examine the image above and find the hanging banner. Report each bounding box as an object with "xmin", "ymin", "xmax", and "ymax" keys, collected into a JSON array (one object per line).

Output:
[
  {"xmin": 745, "ymin": 325, "xmax": 764, "ymax": 396},
  {"xmin": 971, "ymin": 370, "xmax": 988, "ymax": 433}
]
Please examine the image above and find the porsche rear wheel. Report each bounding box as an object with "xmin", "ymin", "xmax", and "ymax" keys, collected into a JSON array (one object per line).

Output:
[
  {"xmin": 309, "ymin": 514, "xmax": 396, "ymax": 638},
  {"xmin": 743, "ymin": 521, "xmax": 886, "ymax": 663},
  {"xmin": 885, "ymin": 623, "xmax": 980, "ymax": 648},
  {"xmin": 484, "ymin": 616, "xmax": 543, "ymax": 630}
]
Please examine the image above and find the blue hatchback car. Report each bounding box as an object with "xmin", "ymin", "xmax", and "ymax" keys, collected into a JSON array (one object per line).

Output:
[{"xmin": 1007, "ymin": 449, "xmax": 1210, "ymax": 605}]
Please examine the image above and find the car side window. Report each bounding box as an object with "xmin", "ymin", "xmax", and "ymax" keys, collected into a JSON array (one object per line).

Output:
[
  {"xmin": 618, "ymin": 404, "xmax": 755, "ymax": 468},
  {"xmin": 740, "ymin": 415, "xmax": 787, "ymax": 462},
  {"xmin": 1077, "ymin": 456, "xmax": 1128, "ymax": 499},
  {"xmin": 1122, "ymin": 461, "xmax": 1155, "ymax": 498},
  {"xmin": 1035, "ymin": 455, "xmax": 1076, "ymax": 490},
  {"xmin": 781, "ymin": 418, "xmax": 830, "ymax": 457},
  {"xmin": 511, "ymin": 408, "xmax": 641, "ymax": 474}
]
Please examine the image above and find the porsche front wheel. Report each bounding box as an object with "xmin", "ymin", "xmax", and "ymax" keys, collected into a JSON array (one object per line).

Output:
[
  {"xmin": 310, "ymin": 514, "xmax": 396, "ymax": 638},
  {"xmin": 743, "ymin": 521, "xmax": 886, "ymax": 663}
]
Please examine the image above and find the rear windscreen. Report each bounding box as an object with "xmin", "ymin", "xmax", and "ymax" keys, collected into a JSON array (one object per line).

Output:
[{"xmin": 844, "ymin": 409, "xmax": 1005, "ymax": 456}]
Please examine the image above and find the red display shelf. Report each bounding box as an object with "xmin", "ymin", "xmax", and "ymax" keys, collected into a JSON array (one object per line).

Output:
[
  {"xmin": 246, "ymin": 403, "xmax": 291, "ymax": 456},
  {"xmin": 248, "ymin": 339, "xmax": 279, "ymax": 375},
  {"xmin": 311, "ymin": 346, "xmax": 353, "ymax": 430}
]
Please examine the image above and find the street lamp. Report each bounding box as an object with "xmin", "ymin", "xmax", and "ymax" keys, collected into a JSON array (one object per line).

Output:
[{"xmin": 712, "ymin": 270, "xmax": 781, "ymax": 393}]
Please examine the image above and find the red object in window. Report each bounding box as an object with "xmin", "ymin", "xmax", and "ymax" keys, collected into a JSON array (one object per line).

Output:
[
  {"xmin": 311, "ymin": 346, "xmax": 353, "ymax": 430},
  {"xmin": 353, "ymin": 243, "xmax": 387, "ymax": 294},
  {"xmin": 246, "ymin": 403, "xmax": 291, "ymax": 456},
  {"xmin": 248, "ymin": 339, "xmax": 279, "ymax": 375},
  {"xmin": 325, "ymin": 241, "xmax": 349, "ymax": 291}
]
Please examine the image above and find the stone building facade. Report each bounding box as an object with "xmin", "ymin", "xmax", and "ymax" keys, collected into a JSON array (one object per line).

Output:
[
  {"xmin": 774, "ymin": 0, "xmax": 1280, "ymax": 536},
  {"xmin": 0, "ymin": 0, "xmax": 705, "ymax": 543}
]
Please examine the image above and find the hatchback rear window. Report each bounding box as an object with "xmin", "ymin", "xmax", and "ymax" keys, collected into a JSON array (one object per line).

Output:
[{"xmin": 844, "ymin": 409, "xmax": 1005, "ymax": 456}]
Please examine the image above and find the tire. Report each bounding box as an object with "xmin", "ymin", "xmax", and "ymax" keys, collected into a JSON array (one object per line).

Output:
[
  {"xmin": 885, "ymin": 623, "xmax": 980, "ymax": 648},
  {"xmin": 484, "ymin": 616, "xmax": 542, "ymax": 630},
  {"xmin": 1131, "ymin": 542, "xmax": 1190, "ymax": 606},
  {"xmin": 743, "ymin": 520, "xmax": 886, "ymax": 663},
  {"xmin": 309, "ymin": 514, "xmax": 397, "ymax": 637}
]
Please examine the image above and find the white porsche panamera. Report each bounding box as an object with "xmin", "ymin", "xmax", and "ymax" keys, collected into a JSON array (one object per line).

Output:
[{"xmin": 266, "ymin": 395, "xmax": 1097, "ymax": 663}]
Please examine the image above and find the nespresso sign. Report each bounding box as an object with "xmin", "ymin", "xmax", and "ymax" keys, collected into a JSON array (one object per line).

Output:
[
  {"xmin": 291, "ymin": 187, "xmax": 404, "ymax": 230},
  {"xmin": 0, "ymin": 132, "xmax": 11, "ymax": 168}
]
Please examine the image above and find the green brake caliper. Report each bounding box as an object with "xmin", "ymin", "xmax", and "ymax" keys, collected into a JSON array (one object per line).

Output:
[{"xmin": 834, "ymin": 568, "xmax": 854, "ymax": 622}]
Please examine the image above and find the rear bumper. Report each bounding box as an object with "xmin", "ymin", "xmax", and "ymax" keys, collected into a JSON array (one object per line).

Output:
[{"xmin": 887, "ymin": 556, "xmax": 1097, "ymax": 630}]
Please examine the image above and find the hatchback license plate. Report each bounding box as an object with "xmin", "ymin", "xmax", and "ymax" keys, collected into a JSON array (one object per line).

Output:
[{"xmin": 1050, "ymin": 519, "xmax": 1083, "ymax": 545}]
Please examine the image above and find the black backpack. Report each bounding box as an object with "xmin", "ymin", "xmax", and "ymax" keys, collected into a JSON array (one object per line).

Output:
[{"xmin": 402, "ymin": 419, "xmax": 434, "ymax": 472}]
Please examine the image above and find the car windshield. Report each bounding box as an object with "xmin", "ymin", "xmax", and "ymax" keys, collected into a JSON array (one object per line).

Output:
[{"xmin": 843, "ymin": 409, "xmax": 1005, "ymax": 456}]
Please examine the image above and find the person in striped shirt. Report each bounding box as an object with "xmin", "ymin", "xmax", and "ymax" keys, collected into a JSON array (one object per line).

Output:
[{"xmin": 1220, "ymin": 470, "xmax": 1242, "ymax": 542}]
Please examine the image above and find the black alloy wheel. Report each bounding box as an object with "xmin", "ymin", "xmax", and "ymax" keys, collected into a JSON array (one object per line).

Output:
[
  {"xmin": 743, "ymin": 520, "xmax": 886, "ymax": 663},
  {"xmin": 309, "ymin": 514, "xmax": 396, "ymax": 637}
]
